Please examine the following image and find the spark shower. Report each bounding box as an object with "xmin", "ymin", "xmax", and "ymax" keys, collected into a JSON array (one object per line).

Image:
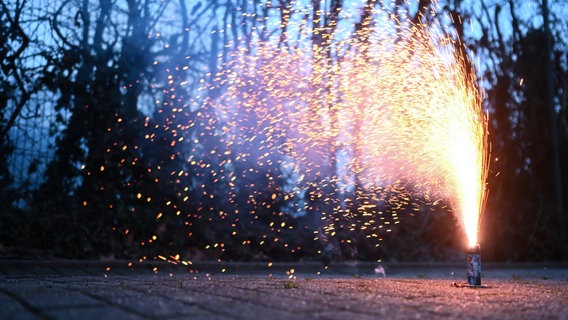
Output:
[{"xmin": 152, "ymin": 1, "xmax": 490, "ymax": 263}]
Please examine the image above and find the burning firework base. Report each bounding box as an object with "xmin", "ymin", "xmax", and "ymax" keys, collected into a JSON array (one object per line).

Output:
[{"xmin": 451, "ymin": 243, "xmax": 486, "ymax": 288}]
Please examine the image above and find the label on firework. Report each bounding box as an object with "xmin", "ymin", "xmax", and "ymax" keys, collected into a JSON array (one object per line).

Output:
[{"xmin": 466, "ymin": 244, "xmax": 481, "ymax": 286}]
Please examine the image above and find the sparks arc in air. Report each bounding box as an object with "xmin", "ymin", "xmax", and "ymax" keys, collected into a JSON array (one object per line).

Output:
[{"xmin": 205, "ymin": 3, "xmax": 489, "ymax": 251}]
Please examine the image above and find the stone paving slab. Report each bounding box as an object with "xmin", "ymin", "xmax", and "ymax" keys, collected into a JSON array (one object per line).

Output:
[{"xmin": 1, "ymin": 260, "xmax": 567, "ymax": 319}]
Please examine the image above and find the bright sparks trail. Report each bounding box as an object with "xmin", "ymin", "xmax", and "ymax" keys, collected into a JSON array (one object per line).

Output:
[
  {"xmin": 202, "ymin": 2, "xmax": 489, "ymax": 256},
  {"xmin": 337, "ymin": 18, "xmax": 490, "ymax": 247}
]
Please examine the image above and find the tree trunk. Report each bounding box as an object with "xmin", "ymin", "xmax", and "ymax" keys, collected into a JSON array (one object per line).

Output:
[{"xmin": 543, "ymin": 0, "xmax": 565, "ymax": 240}]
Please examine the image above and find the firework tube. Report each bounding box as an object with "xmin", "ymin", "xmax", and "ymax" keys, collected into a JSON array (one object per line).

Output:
[{"xmin": 466, "ymin": 244, "xmax": 481, "ymax": 286}]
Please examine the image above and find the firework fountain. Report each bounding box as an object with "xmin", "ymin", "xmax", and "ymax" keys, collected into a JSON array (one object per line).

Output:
[
  {"xmin": 146, "ymin": 0, "xmax": 491, "ymax": 276},
  {"xmin": 202, "ymin": 1, "xmax": 488, "ymax": 259}
]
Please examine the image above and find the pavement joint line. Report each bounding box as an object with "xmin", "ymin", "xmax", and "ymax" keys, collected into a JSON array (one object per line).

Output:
[
  {"xmin": 227, "ymin": 281, "xmax": 356, "ymax": 314},
  {"xmin": 45, "ymin": 276, "xmax": 238, "ymax": 320},
  {"xmin": 165, "ymin": 280, "xmax": 294, "ymax": 311},
  {"xmin": 126, "ymin": 279, "xmax": 254, "ymax": 320},
  {"xmin": 0, "ymin": 287, "xmax": 56, "ymax": 320},
  {"xmin": 105, "ymin": 282, "xmax": 220, "ymax": 316},
  {"xmin": 38, "ymin": 302, "xmax": 107, "ymax": 310},
  {"xmin": 163, "ymin": 278, "xmax": 377, "ymax": 318},
  {"xmin": 60, "ymin": 285, "xmax": 154, "ymax": 320},
  {"xmin": 120, "ymin": 276, "xmax": 307, "ymax": 319},
  {"xmin": 276, "ymin": 279, "xmax": 456, "ymax": 314}
]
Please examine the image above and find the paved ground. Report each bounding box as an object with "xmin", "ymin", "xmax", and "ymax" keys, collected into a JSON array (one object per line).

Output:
[{"xmin": 1, "ymin": 260, "xmax": 567, "ymax": 319}]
